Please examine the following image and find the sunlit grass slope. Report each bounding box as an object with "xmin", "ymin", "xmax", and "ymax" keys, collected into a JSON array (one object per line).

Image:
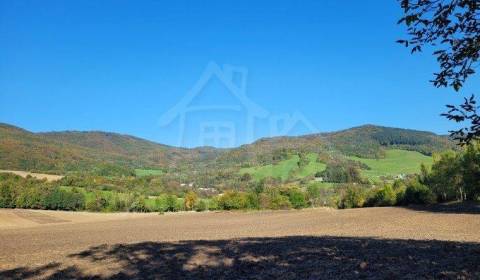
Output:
[
  {"xmin": 240, "ymin": 153, "xmax": 326, "ymax": 181},
  {"xmin": 348, "ymin": 149, "xmax": 433, "ymax": 180}
]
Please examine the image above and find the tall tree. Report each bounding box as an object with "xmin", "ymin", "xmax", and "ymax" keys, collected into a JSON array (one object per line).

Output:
[{"xmin": 398, "ymin": 0, "xmax": 480, "ymax": 144}]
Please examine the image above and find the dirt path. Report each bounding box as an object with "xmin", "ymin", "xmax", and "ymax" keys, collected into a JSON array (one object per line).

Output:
[{"xmin": 1, "ymin": 206, "xmax": 479, "ymax": 279}]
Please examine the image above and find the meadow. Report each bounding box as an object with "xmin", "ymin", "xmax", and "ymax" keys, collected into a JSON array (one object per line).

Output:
[
  {"xmin": 134, "ymin": 169, "xmax": 163, "ymax": 177},
  {"xmin": 239, "ymin": 153, "xmax": 326, "ymax": 182},
  {"xmin": 240, "ymin": 149, "xmax": 431, "ymax": 182},
  {"xmin": 347, "ymin": 149, "xmax": 433, "ymax": 181}
]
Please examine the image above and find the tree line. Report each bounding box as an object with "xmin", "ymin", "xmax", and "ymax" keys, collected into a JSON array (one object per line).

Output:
[
  {"xmin": 335, "ymin": 143, "xmax": 480, "ymax": 208},
  {"xmin": 1, "ymin": 143, "xmax": 478, "ymax": 212}
]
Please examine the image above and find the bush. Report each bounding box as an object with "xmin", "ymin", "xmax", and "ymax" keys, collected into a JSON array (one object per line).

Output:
[
  {"xmin": 218, "ymin": 191, "xmax": 247, "ymax": 210},
  {"xmin": 129, "ymin": 196, "xmax": 150, "ymax": 212},
  {"xmin": 285, "ymin": 187, "xmax": 307, "ymax": 209},
  {"xmin": 337, "ymin": 185, "xmax": 366, "ymax": 209},
  {"xmin": 154, "ymin": 194, "xmax": 179, "ymax": 212},
  {"xmin": 269, "ymin": 193, "xmax": 291, "ymax": 210},
  {"xmin": 260, "ymin": 189, "xmax": 292, "ymax": 210},
  {"xmin": 403, "ymin": 181, "xmax": 436, "ymax": 205},
  {"xmin": 194, "ymin": 200, "xmax": 207, "ymax": 212},
  {"xmin": 306, "ymin": 183, "xmax": 321, "ymax": 207},
  {"xmin": 109, "ymin": 193, "xmax": 129, "ymax": 212},
  {"xmin": 166, "ymin": 194, "xmax": 179, "ymax": 212},
  {"xmin": 245, "ymin": 192, "xmax": 260, "ymax": 209},
  {"xmin": 366, "ymin": 185, "xmax": 397, "ymax": 207},
  {"xmin": 207, "ymin": 197, "xmax": 219, "ymax": 211},
  {"xmin": 85, "ymin": 192, "xmax": 108, "ymax": 212},
  {"xmin": 393, "ymin": 182, "xmax": 407, "ymax": 205},
  {"xmin": 0, "ymin": 184, "xmax": 15, "ymax": 208},
  {"xmin": 44, "ymin": 189, "xmax": 85, "ymax": 210},
  {"xmin": 15, "ymin": 187, "xmax": 46, "ymax": 209},
  {"xmin": 322, "ymin": 163, "xmax": 363, "ymax": 183}
]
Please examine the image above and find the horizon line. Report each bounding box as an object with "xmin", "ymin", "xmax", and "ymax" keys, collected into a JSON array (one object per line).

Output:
[{"xmin": 0, "ymin": 121, "xmax": 450, "ymax": 150}]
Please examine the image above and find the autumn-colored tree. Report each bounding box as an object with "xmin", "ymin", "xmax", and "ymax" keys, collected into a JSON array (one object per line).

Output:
[{"xmin": 184, "ymin": 191, "xmax": 198, "ymax": 211}]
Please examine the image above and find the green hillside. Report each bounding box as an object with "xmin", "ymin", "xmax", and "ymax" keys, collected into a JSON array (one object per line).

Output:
[
  {"xmin": 240, "ymin": 153, "xmax": 326, "ymax": 181},
  {"xmin": 135, "ymin": 169, "xmax": 164, "ymax": 177},
  {"xmin": 294, "ymin": 153, "xmax": 327, "ymax": 179},
  {"xmin": 348, "ymin": 149, "xmax": 433, "ymax": 180},
  {"xmin": 0, "ymin": 123, "xmax": 453, "ymax": 182},
  {"xmin": 217, "ymin": 125, "xmax": 455, "ymax": 171},
  {"xmin": 240, "ymin": 150, "xmax": 433, "ymax": 183}
]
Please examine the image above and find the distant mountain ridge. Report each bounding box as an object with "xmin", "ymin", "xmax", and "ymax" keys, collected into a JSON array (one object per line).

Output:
[
  {"xmin": 0, "ymin": 123, "xmax": 456, "ymax": 174},
  {"xmin": 0, "ymin": 123, "xmax": 221, "ymax": 173}
]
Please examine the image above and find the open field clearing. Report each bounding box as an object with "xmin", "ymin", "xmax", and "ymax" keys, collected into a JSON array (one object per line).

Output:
[
  {"xmin": 239, "ymin": 153, "xmax": 327, "ymax": 182},
  {"xmin": 134, "ymin": 169, "xmax": 163, "ymax": 177},
  {"xmin": 239, "ymin": 150, "xmax": 432, "ymax": 183},
  {"xmin": 0, "ymin": 170, "xmax": 63, "ymax": 182},
  {"xmin": 1, "ymin": 205, "xmax": 480, "ymax": 279},
  {"xmin": 348, "ymin": 149, "xmax": 433, "ymax": 180}
]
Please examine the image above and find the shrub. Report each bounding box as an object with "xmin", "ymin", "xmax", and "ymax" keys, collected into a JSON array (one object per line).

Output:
[
  {"xmin": 155, "ymin": 194, "xmax": 179, "ymax": 212},
  {"xmin": 306, "ymin": 183, "xmax": 321, "ymax": 206},
  {"xmin": 260, "ymin": 189, "xmax": 292, "ymax": 210},
  {"xmin": 218, "ymin": 191, "xmax": 247, "ymax": 210},
  {"xmin": 176, "ymin": 198, "xmax": 186, "ymax": 211},
  {"xmin": 248, "ymin": 179, "xmax": 265, "ymax": 195},
  {"xmin": 337, "ymin": 185, "xmax": 366, "ymax": 209},
  {"xmin": 109, "ymin": 193, "xmax": 129, "ymax": 212},
  {"xmin": 245, "ymin": 192, "xmax": 260, "ymax": 209},
  {"xmin": 15, "ymin": 187, "xmax": 46, "ymax": 209},
  {"xmin": 393, "ymin": 182, "xmax": 407, "ymax": 205},
  {"xmin": 269, "ymin": 193, "xmax": 291, "ymax": 210},
  {"xmin": 285, "ymin": 187, "xmax": 307, "ymax": 209},
  {"xmin": 207, "ymin": 197, "xmax": 219, "ymax": 211},
  {"xmin": 165, "ymin": 194, "xmax": 179, "ymax": 212},
  {"xmin": 403, "ymin": 181, "xmax": 436, "ymax": 205},
  {"xmin": 0, "ymin": 184, "xmax": 15, "ymax": 208},
  {"xmin": 366, "ymin": 185, "xmax": 397, "ymax": 207},
  {"xmin": 152, "ymin": 195, "xmax": 165, "ymax": 212},
  {"xmin": 194, "ymin": 200, "xmax": 207, "ymax": 212},
  {"xmin": 129, "ymin": 196, "xmax": 150, "ymax": 212},
  {"xmin": 85, "ymin": 192, "xmax": 108, "ymax": 212},
  {"xmin": 322, "ymin": 163, "xmax": 363, "ymax": 183},
  {"xmin": 44, "ymin": 188, "xmax": 85, "ymax": 210}
]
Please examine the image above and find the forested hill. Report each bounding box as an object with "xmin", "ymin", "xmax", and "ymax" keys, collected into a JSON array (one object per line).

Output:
[
  {"xmin": 216, "ymin": 125, "xmax": 455, "ymax": 166},
  {"xmin": 0, "ymin": 123, "xmax": 456, "ymax": 174},
  {"xmin": 320, "ymin": 125, "xmax": 454, "ymax": 158},
  {"xmin": 0, "ymin": 123, "xmax": 221, "ymax": 174}
]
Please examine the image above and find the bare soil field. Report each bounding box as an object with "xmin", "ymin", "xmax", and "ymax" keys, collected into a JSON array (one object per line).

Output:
[
  {"xmin": 0, "ymin": 170, "xmax": 63, "ymax": 182},
  {"xmin": 1, "ymin": 204, "xmax": 480, "ymax": 279}
]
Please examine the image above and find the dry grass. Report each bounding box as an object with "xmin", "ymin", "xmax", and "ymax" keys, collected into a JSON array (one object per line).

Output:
[{"xmin": 0, "ymin": 170, "xmax": 63, "ymax": 182}]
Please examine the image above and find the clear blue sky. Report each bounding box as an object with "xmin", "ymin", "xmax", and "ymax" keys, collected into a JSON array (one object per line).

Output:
[{"xmin": 1, "ymin": 0, "xmax": 477, "ymax": 147}]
